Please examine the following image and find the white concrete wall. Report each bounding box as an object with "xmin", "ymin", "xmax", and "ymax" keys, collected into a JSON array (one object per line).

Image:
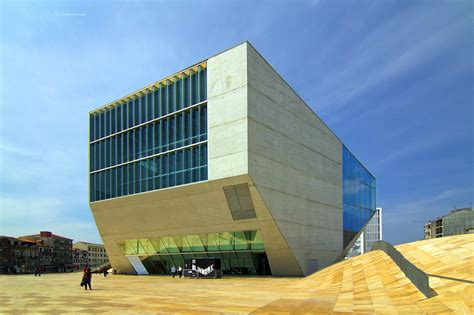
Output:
[
  {"xmin": 246, "ymin": 43, "xmax": 343, "ymax": 274},
  {"xmin": 207, "ymin": 43, "xmax": 249, "ymax": 180},
  {"xmin": 203, "ymin": 43, "xmax": 304, "ymax": 275}
]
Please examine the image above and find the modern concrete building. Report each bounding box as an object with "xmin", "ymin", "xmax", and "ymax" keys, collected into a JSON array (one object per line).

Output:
[
  {"xmin": 346, "ymin": 207, "xmax": 382, "ymax": 258},
  {"xmin": 88, "ymin": 42, "xmax": 376, "ymax": 276},
  {"xmin": 73, "ymin": 242, "xmax": 109, "ymax": 268},
  {"xmin": 424, "ymin": 207, "xmax": 473, "ymax": 239}
]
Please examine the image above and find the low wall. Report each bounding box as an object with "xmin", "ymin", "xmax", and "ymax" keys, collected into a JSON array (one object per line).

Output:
[{"xmin": 372, "ymin": 241, "xmax": 437, "ymax": 298}]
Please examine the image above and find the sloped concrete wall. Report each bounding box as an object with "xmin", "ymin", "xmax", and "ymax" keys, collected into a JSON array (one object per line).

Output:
[
  {"xmin": 246, "ymin": 43, "xmax": 343, "ymax": 274},
  {"xmin": 90, "ymin": 175, "xmax": 301, "ymax": 275}
]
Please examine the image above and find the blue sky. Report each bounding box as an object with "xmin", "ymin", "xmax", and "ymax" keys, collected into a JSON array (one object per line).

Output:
[{"xmin": 0, "ymin": 0, "xmax": 472, "ymax": 245}]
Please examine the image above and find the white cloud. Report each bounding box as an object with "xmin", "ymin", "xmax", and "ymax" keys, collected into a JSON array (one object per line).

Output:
[
  {"xmin": 0, "ymin": 195, "xmax": 62, "ymax": 222},
  {"xmin": 374, "ymin": 131, "xmax": 460, "ymax": 169},
  {"xmin": 384, "ymin": 188, "xmax": 472, "ymax": 225},
  {"xmin": 53, "ymin": 13, "xmax": 86, "ymax": 16},
  {"xmin": 306, "ymin": 6, "xmax": 471, "ymax": 120},
  {"xmin": 0, "ymin": 194, "xmax": 100, "ymax": 242},
  {"xmin": 0, "ymin": 5, "xmax": 183, "ymax": 244}
]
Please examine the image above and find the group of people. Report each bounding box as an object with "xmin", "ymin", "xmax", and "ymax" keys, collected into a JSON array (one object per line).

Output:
[{"xmin": 170, "ymin": 265, "xmax": 183, "ymax": 278}]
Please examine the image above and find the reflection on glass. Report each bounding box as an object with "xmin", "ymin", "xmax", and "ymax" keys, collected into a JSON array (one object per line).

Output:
[
  {"xmin": 89, "ymin": 69, "xmax": 208, "ymax": 202},
  {"xmin": 116, "ymin": 230, "xmax": 270, "ymax": 275},
  {"xmin": 342, "ymin": 145, "xmax": 376, "ymax": 247},
  {"xmin": 117, "ymin": 230, "xmax": 264, "ymax": 256}
]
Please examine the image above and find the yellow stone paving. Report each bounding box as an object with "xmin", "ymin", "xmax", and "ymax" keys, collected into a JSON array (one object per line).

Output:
[{"xmin": 0, "ymin": 234, "xmax": 472, "ymax": 314}]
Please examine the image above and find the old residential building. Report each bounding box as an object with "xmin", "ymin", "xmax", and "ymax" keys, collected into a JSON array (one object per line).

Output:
[
  {"xmin": 0, "ymin": 236, "xmax": 38, "ymax": 273},
  {"xmin": 73, "ymin": 242, "xmax": 109, "ymax": 268},
  {"xmin": 19, "ymin": 231, "xmax": 73, "ymax": 272},
  {"xmin": 72, "ymin": 248, "xmax": 89, "ymax": 271}
]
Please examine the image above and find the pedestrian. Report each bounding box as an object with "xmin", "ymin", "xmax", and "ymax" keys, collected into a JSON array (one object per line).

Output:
[
  {"xmin": 178, "ymin": 266, "xmax": 183, "ymax": 278},
  {"xmin": 82, "ymin": 267, "xmax": 92, "ymax": 290},
  {"xmin": 34, "ymin": 266, "xmax": 41, "ymax": 277},
  {"xmin": 171, "ymin": 265, "xmax": 176, "ymax": 278},
  {"xmin": 103, "ymin": 269, "xmax": 108, "ymax": 277}
]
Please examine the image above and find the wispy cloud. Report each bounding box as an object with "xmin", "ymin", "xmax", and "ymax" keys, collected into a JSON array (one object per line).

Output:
[
  {"xmin": 382, "ymin": 186, "xmax": 473, "ymax": 244},
  {"xmin": 374, "ymin": 130, "xmax": 461, "ymax": 169},
  {"xmin": 305, "ymin": 6, "xmax": 471, "ymax": 122},
  {"xmin": 53, "ymin": 13, "xmax": 86, "ymax": 16},
  {"xmin": 0, "ymin": 3, "xmax": 181, "ymax": 243},
  {"xmin": 0, "ymin": 194, "xmax": 98, "ymax": 241},
  {"xmin": 385, "ymin": 188, "xmax": 472, "ymax": 225}
]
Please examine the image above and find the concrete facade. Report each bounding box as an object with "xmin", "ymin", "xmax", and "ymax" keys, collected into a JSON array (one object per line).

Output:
[
  {"xmin": 247, "ymin": 45, "xmax": 343, "ymax": 274},
  {"xmin": 89, "ymin": 42, "xmax": 373, "ymax": 276}
]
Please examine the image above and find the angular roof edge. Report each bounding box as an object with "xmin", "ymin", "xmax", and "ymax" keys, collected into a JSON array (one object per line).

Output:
[
  {"xmin": 245, "ymin": 41, "xmax": 376, "ymax": 179},
  {"xmin": 89, "ymin": 41, "xmax": 251, "ymax": 115},
  {"xmin": 87, "ymin": 40, "xmax": 375, "ymax": 179}
]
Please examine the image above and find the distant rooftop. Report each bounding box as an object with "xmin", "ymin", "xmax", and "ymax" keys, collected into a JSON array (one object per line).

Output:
[
  {"xmin": 20, "ymin": 231, "xmax": 73, "ymax": 241},
  {"xmin": 428, "ymin": 206, "xmax": 473, "ymax": 222},
  {"xmin": 74, "ymin": 241, "xmax": 104, "ymax": 247}
]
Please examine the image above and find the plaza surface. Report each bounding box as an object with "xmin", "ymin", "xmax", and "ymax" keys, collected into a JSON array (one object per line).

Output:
[{"xmin": 0, "ymin": 234, "xmax": 473, "ymax": 314}]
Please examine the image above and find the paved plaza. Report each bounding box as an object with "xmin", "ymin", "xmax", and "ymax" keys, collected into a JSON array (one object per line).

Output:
[
  {"xmin": 0, "ymin": 273, "xmax": 305, "ymax": 313},
  {"xmin": 1, "ymin": 235, "xmax": 473, "ymax": 314}
]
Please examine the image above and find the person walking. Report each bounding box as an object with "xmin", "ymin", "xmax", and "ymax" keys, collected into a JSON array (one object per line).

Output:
[
  {"xmin": 171, "ymin": 265, "xmax": 176, "ymax": 278},
  {"xmin": 82, "ymin": 267, "xmax": 92, "ymax": 290},
  {"xmin": 103, "ymin": 269, "xmax": 108, "ymax": 277},
  {"xmin": 34, "ymin": 266, "xmax": 41, "ymax": 277},
  {"xmin": 178, "ymin": 266, "xmax": 183, "ymax": 278}
]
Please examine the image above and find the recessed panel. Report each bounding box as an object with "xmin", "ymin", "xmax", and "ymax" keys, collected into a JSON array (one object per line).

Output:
[{"xmin": 223, "ymin": 184, "xmax": 257, "ymax": 220}]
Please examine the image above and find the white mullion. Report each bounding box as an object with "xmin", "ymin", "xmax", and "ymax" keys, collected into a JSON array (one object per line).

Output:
[
  {"xmin": 90, "ymin": 100, "xmax": 208, "ymax": 145},
  {"xmin": 197, "ymin": 66, "xmax": 201, "ymax": 103}
]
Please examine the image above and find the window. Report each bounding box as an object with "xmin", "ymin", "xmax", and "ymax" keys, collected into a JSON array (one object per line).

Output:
[
  {"xmin": 342, "ymin": 145, "xmax": 376, "ymax": 247},
  {"xmin": 89, "ymin": 68, "xmax": 208, "ymax": 202}
]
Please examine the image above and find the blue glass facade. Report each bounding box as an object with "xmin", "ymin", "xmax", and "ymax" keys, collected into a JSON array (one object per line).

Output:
[
  {"xmin": 89, "ymin": 66, "xmax": 208, "ymax": 202},
  {"xmin": 342, "ymin": 145, "xmax": 376, "ymax": 247}
]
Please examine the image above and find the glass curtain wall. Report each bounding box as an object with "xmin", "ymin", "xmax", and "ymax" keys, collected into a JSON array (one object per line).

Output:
[
  {"xmin": 363, "ymin": 208, "xmax": 381, "ymax": 252},
  {"xmin": 342, "ymin": 145, "xmax": 376, "ymax": 248},
  {"xmin": 89, "ymin": 66, "xmax": 207, "ymax": 202},
  {"xmin": 116, "ymin": 230, "xmax": 271, "ymax": 275}
]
